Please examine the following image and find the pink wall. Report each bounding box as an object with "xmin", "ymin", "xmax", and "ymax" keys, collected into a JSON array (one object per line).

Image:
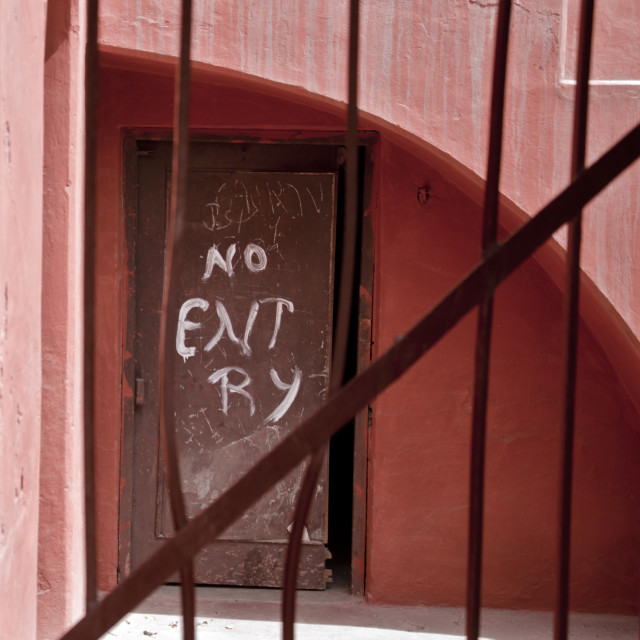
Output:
[
  {"xmin": 368, "ymin": 138, "xmax": 640, "ymax": 612},
  {"xmin": 94, "ymin": 62, "xmax": 640, "ymax": 613},
  {"xmin": 38, "ymin": 1, "xmax": 87, "ymax": 638},
  {"xmin": 0, "ymin": 1, "xmax": 46, "ymax": 638},
  {"xmin": 96, "ymin": 0, "xmax": 640, "ymax": 343}
]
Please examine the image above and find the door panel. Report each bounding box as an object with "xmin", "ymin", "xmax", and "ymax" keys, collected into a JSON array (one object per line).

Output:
[{"xmin": 127, "ymin": 140, "xmax": 340, "ymax": 588}]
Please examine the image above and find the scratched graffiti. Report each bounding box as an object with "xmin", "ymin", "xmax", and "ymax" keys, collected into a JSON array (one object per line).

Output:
[{"xmin": 158, "ymin": 171, "xmax": 336, "ymax": 543}]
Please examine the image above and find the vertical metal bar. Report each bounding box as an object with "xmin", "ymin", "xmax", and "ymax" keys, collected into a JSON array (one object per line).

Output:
[
  {"xmin": 83, "ymin": 0, "xmax": 99, "ymax": 612},
  {"xmin": 158, "ymin": 1, "xmax": 195, "ymax": 638},
  {"xmin": 554, "ymin": 1, "xmax": 594, "ymax": 638},
  {"xmin": 334, "ymin": 0, "xmax": 361, "ymax": 389},
  {"xmin": 281, "ymin": 1, "xmax": 360, "ymax": 638},
  {"xmin": 466, "ymin": 2, "xmax": 512, "ymax": 638}
]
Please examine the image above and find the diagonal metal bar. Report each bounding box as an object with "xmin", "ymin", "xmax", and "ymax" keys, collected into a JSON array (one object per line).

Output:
[
  {"xmin": 60, "ymin": 122, "xmax": 640, "ymax": 640},
  {"xmin": 157, "ymin": 0, "xmax": 195, "ymax": 638},
  {"xmin": 466, "ymin": 2, "xmax": 512, "ymax": 638},
  {"xmin": 281, "ymin": 1, "xmax": 361, "ymax": 637},
  {"xmin": 554, "ymin": 1, "xmax": 594, "ymax": 638},
  {"xmin": 83, "ymin": 0, "xmax": 99, "ymax": 611}
]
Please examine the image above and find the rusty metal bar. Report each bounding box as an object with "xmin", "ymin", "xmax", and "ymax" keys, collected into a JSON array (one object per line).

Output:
[
  {"xmin": 334, "ymin": 0, "xmax": 361, "ymax": 386},
  {"xmin": 158, "ymin": 0, "xmax": 195, "ymax": 637},
  {"xmin": 60, "ymin": 122, "xmax": 640, "ymax": 640},
  {"xmin": 466, "ymin": 2, "xmax": 512, "ymax": 638},
  {"xmin": 554, "ymin": 1, "xmax": 594, "ymax": 638},
  {"xmin": 281, "ymin": 1, "xmax": 361, "ymax": 637},
  {"xmin": 83, "ymin": 0, "xmax": 99, "ymax": 611}
]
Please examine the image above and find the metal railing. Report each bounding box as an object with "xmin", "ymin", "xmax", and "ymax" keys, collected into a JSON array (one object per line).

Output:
[{"xmin": 64, "ymin": 0, "xmax": 640, "ymax": 638}]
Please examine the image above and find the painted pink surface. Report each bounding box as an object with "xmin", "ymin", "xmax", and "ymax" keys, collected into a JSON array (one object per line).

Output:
[
  {"xmin": 94, "ymin": 64, "xmax": 640, "ymax": 612},
  {"xmin": 368, "ymin": 138, "xmax": 640, "ymax": 611},
  {"xmin": 562, "ymin": 0, "xmax": 640, "ymax": 82},
  {"xmin": 97, "ymin": 0, "xmax": 640, "ymax": 341},
  {"xmin": 37, "ymin": 1, "xmax": 87, "ymax": 638},
  {"xmin": 0, "ymin": 1, "xmax": 46, "ymax": 638}
]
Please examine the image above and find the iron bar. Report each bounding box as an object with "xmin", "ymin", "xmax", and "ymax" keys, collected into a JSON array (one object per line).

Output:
[
  {"xmin": 83, "ymin": 0, "xmax": 99, "ymax": 611},
  {"xmin": 466, "ymin": 2, "xmax": 512, "ymax": 638},
  {"xmin": 158, "ymin": 0, "xmax": 195, "ymax": 638},
  {"xmin": 60, "ymin": 122, "xmax": 640, "ymax": 640},
  {"xmin": 554, "ymin": 1, "xmax": 594, "ymax": 638},
  {"xmin": 281, "ymin": 2, "xmax": 361, "ymax": 637}
]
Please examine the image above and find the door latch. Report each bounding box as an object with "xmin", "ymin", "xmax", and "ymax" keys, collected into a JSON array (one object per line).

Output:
[{"xmin": 135, "ymin": 377, "xmax": 145, "ymax": 406}]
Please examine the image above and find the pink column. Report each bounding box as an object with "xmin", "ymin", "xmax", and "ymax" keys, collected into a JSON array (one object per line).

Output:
[{"xmin": 37, "ymin": 1, "xmax": 87, "ymax": 638}]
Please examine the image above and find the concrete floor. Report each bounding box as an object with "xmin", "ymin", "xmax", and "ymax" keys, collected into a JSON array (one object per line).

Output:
[{"xmin": 101, "ymin": 580, "xmax": 638, "ymax": 640}]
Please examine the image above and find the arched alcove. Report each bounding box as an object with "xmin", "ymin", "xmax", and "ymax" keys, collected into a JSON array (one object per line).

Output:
[{"xmin": 94, "ymin": 52, "xmax": 640, "ymax": 612}]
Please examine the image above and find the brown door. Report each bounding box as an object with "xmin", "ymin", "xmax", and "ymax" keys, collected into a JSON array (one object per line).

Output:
[{"xmin": 123, "ymin": 139, "xmax": 342, "ymax": 589}]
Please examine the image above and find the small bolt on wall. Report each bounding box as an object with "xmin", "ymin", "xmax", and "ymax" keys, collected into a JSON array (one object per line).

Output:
[{"xmin": 417, "ymin": 186, "xmax": 430, "ymax": 206}]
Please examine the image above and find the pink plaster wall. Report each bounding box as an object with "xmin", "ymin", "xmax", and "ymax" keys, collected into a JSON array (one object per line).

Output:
[
  {"xmin": 0, "ymin": 1, "xmax": 46, "ymax": 638},
  {"xmin": 96, "ymin": 0, "xmax": 640, "ymax": 343},
  {"xmin": 368, "ymin": 138, "xmax": 640, "ymax": 612},
  {"xmin": 37, "ymin": 1, "xmax": 87, "ymax": 637}
]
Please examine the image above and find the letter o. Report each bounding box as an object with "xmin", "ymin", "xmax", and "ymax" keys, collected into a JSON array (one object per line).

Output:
[{"xmin": 244, "ymin": 243, "xmax": 267, "ymax": 273}]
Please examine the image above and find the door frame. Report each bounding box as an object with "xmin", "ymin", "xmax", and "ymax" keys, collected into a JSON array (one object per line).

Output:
[{"xmin": 117, "ymin": 130, "xmax": 376, "ymax": 595}]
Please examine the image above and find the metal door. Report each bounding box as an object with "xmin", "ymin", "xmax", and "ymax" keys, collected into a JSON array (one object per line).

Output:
[{"xmin": 123, "ymin": 139, "xmax": 340, "ymax": 589}]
